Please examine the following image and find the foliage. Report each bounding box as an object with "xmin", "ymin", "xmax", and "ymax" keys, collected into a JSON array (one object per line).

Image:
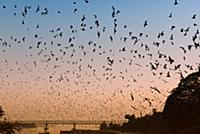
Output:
[
  {"xmin": 100, "ymin": 110, "xmax": 163, "ymax": 134},
  {"xmin": 100, "ymin": 122, "xmax": 121, "ymax": 131},
  {"xmin": 121, "ymin": 111, "xmax": 163, "ymax": 134},
  {"xmin": 0, "ymin": 106, "xmax": 5, "ymax": 117},
  {"xmin": 163, "ymin": 71, "xmax": 200, "ymax": 134},
  {"xmin": 100, "ymin": 71, "xmax": 200, "ymax": 134},
  {"xmin": 0, "ymin": 106, "xmax": 20, "ymax": 134}
]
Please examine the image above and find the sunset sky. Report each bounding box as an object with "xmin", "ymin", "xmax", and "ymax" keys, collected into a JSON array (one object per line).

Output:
[{"xmin": 0, "ymin": 0, "xmax": 200, "ymax": 121}]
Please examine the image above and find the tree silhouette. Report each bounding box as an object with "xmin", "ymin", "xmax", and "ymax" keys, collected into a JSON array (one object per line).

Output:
[
  {"xmin": 163, "ymin": 71, "xmax": 200, "ymax": 134},
  {"xmin": 0, "ymin": 106, "xmax": 5, "ymax": 118},
  {"xmin": 100, "ymin": 121, "xmax": 109, "ymax": 130},
  {"xmin": 0, "ymin": 106, "xmax": 20, "ymax": 134},
  {"xmin": 119, "ymin": 111, "xmax": 163, "ymax": 134},
  {"xmin": 101, "ymin": 71, "xmax": 200, "ymax": 134}
]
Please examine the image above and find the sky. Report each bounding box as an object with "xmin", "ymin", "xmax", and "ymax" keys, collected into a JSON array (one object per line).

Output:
[{"xmin": 0, "ymin": 0, "xmax": 200, "ymax": 121}]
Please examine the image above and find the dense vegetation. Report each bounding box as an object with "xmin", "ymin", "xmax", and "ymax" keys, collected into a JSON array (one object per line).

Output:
[
  {"xmin": 101, "ymin": 71, "xmax": 200, "ymax": 134},
  {"xmin": 100, "ymin": 110, "xmax": 163, "ymax": 134},
  {"xmin": 163, "ymin": 71, "xmax": 200, "ymax": 134},
  {"xmin": 0, "ymin": 106, "xmax": 20, "ymax": 134}
]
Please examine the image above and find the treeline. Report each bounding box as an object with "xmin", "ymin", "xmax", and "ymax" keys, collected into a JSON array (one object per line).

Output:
[
  {"xmin": 102, "ymin": 71, "xmax": 200, "ymax": 134},
  {"xmin": 100, "ymin": 109, "xmax": 164, "ymax": 134}
]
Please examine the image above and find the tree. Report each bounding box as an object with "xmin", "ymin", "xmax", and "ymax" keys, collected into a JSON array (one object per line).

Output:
[
  {"xmin": 100, "ymin": 121, "xmax": 109, "ymax": 130},
  {"xmin": 121, "ymin": 114, "xmax": 136, "ymax": 132},
  {"xmin": 0, "ymin": 106, "xmax": 20, "ymax": 134},
  {"xmin": 163, "ymin": 71, "xmax": 200, "ymax": 134},
  {"xmin": 121, "ymin": 112, "xmax": 163, "ymax": 134},
  {"xmin": 0, "ymin": 106, "xmax": 5, "ymax": 117},
  {"xmin": 124, "ymin": 114, "xmax": 136, "ymax": 122}
]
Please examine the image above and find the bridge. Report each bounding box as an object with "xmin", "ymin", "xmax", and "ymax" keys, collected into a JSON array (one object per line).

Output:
[{"xmin": 8, "ymin": 120, "xmax": 126, "ymax": 130}]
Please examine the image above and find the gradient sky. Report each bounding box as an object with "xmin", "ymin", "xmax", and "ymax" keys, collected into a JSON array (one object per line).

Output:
[{"xmin": 1, "ymin": 0, "xmax": 200, "ymax": 121}]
